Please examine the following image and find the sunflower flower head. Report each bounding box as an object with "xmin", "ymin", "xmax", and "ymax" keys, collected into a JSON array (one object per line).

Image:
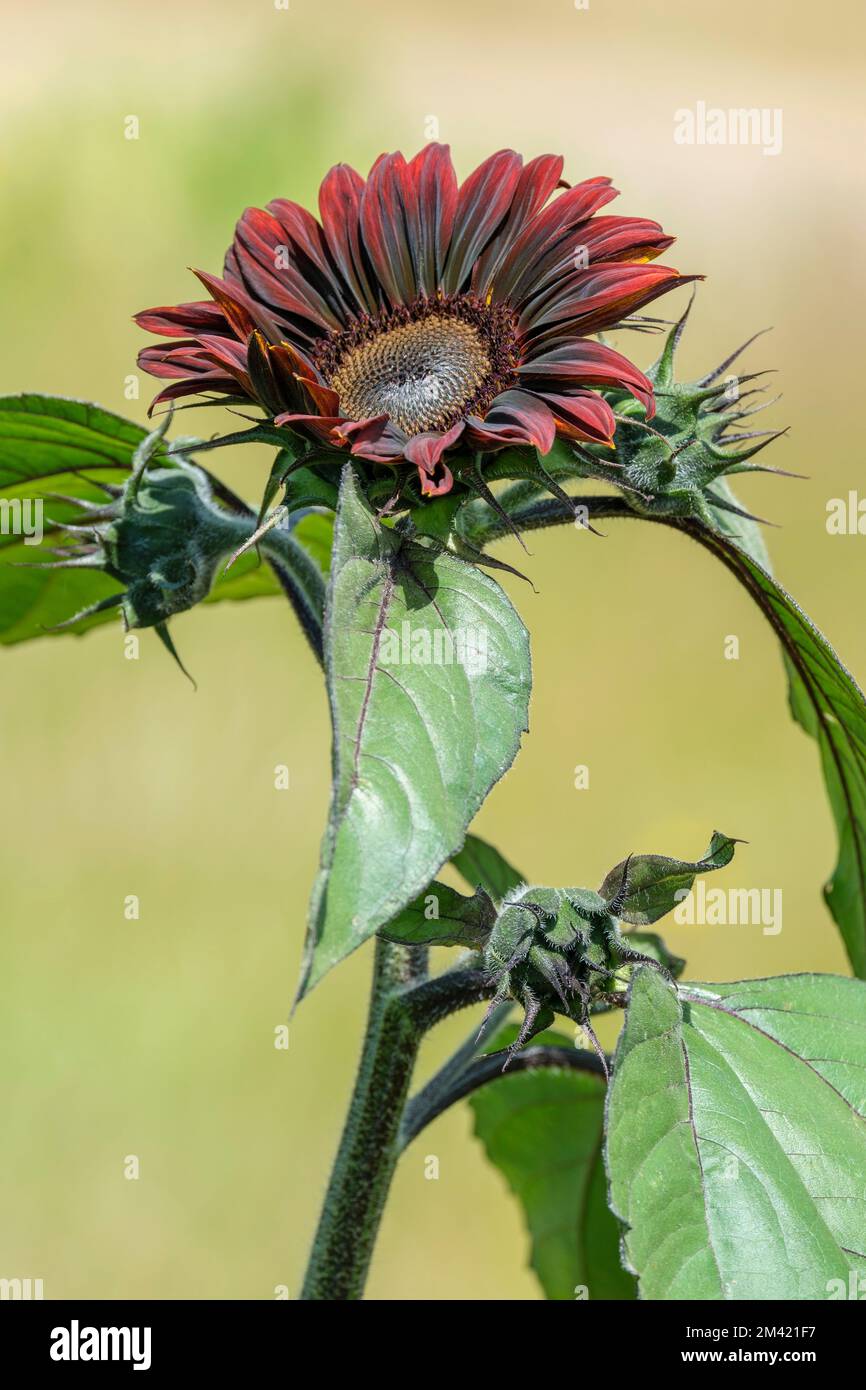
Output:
[{"xmin": 136, "ymin": 146, "xmax": 695, "ymax": 500}]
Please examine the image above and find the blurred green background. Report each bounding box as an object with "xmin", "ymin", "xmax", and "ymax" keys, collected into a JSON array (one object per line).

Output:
[{"xmin": 1, "ymin": 0, "xmax": 863, "ymax": 1300}]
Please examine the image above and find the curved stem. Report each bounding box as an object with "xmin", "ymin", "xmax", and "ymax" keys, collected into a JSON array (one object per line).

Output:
[
  {"xmin": 400, "ymin": 1044, "xmax": 608, "ymax": 1150},
  {"xmin": 466, "ymin": 494, "xmax": 633, "ymax": 547},
  {"xmin": 259, "ymin": 526, "xmax": 326, "ymax": 663}
]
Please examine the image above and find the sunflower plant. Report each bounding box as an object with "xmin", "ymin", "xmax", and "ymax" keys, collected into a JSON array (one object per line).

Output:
[{"xmin": 3, "ymin": 146, "xmax": 866, "ymax": 1302}]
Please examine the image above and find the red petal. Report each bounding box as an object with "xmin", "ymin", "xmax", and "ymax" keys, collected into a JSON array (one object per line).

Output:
[
  {"xmin": 145, "ymin": 373, "xmax": 241, "ymax": 414},
  {"xmin": 466, "ymin": 389, "xmax": 557, "ymax": 453},
  {"xmin": 246, "ymin": 331, "xmax": 292, "ymax": 415},
  {"xmin": 528, "ymin": 389, "xmax": 616, "ymax": 443},
  {"xmin": 273, "ymin": 411, "xmax": 348, "ymax": 447},
  {"xmin": 404, "ymin": 143, "xmax": 459, "ymax": 295},
  {"xmin": 441, "ymin": 150, "xmax": 524, "ymax": 294},
  {"xmin": 492, "ymin": 178, "xmax": 618, "ymax": 301},
  {"xmin": 318, "ymin": 163, "xmax": 379, "ymax": 315},
  {"xmin": 471, "ymin": 154, "xmax": 564, "ymax": 296},
  {"xmin": 360, "ymin": 152, "xmax": 418, "ymax": 307},
  {"xmin": 569, "ymin": 214, "xmax": 675, "ymax": 264},
  {"xmin": 418, "ymin": 461, "xmax": 454, "ymax": 496},
  {"xmin": 518, "ymin": 341, "xmax": 655, "ymax": 416},
  {"xmin": 507, "ymin": 216, "xmax": 675, "ymax": 315},
  {"xmin": 134, "ymin": 300, "xmax": 228, "ymax": 338},
  {"xmin": 193, "ymin": 269, "xmax": 284, "ymax": 345},
  {"xmin": 404, "ymin": 420, "xmax": 465, "ymax": 472},
  {"xmin": 137, "ymin": 342, "xmax": 218, "ymax": 378},
  {"xmin": 521, "ymin": 264, "xmax": 685, "ymax": 332},
  {"xmin": 231, "ymin": 208, "xmax": 344, "ymax": 332},
  {"xmin": 195, "ymin": 334, "xmax": 253, "ymax": 396},
  {"xmin": 336, "ymin": 414, "xmax": 409, "ymax": 462},
  {"xmin": 266, "ymin": 196, "xmax": 342, "ymax": 292}
]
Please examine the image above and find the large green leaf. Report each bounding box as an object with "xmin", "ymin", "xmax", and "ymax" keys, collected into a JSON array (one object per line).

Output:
[
  {"xmin": 471, "ymin": 1026, "xmax": 635, "ymax": 1300},
  {"xmin": 299, "ymin": 466, "xmax": 531, "ymax": 995},
  {"xmin": 606, "ymin": 967, "xmax": 866, "ymax": 1299},
  {"xmin": 0, "ymin": 394, "xmax": 284, "ymax": 645},
  {"xmin": 691, "ymin": 527, "xmax": 866, "ymax": 978}
]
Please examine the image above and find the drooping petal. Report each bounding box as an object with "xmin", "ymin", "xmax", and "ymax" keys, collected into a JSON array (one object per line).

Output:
[
  {"xmin": 466, "ymin": 389, "xmax": 558, "ymax": 453},
  {"xmin": 527, "ymin": 388, "xmax": 616, "ymax": 444},
  {"xmin": 417, "ymin": 460, "xmax": 454, "ymax": 496},
  {"xmin": 273, "ymin": 411, "xmax": 349, "ymax": 447},
  {"xmin": 137, "ymin": 342, "xmax": 246, "ymax": 413},
  {"xmin": 518, "ymin": 341, "xmax": 655, "ymax": 416},
  {"xmin": 145, "ymin": 374, "xmax": 242, "ymax": 412},
  {"xmin": 335, "ymin": 414, "xmax": 409, "ymax": 462},
  {"xmin": 404, "ymin": 420, "xmax": 465, "ymax": 472},
  {"xmin": 441, "ymin": 150, "xmax": 524, "ymax": 294}
]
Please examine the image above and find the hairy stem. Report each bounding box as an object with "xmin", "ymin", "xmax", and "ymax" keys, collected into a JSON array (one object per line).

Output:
[
  {"xmin": 463, "ymin": 494, "xmax": 634, "ymax": 547},
  {"xmin": 300, "ymin": 938, "xmax": 426, "ymax": 1300},
  {"xmin": 260, "ymin": 526, "xmax": 326, "ymax": 663},
  {"xmin": 299, "ymin": 955, "xmax": 503, "ymax": 1299}
]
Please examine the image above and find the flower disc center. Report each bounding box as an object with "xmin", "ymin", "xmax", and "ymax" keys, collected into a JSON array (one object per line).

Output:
[
  {"xmin": 313, "ymin": 296, "xmax": 521, "ymax": 439},
  {"xmin": 329, "ymin": 314, "xmax": 491, "ymax": 436}
]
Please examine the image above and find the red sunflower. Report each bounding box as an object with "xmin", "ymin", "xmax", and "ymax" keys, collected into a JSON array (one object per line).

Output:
[{"xmin": 135, "ymin": 146, "xmax": 695, "ymax": 497}]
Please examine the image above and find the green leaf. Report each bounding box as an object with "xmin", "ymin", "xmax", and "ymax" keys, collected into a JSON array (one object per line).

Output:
[
  {"xmin": 0, "ymin": 394, "xmax": 166, "ymax": 504},
  {"xmin": 379, "ymin": 881, "xmax": 495, "ymax": 949},
  {"xmin": 299, "ymin": 466, "xmax": 531, "ymax": 996},
  {"xmin": 692, "ymin": 527, "xmax": 866, "ymax": 978},
  {"xmin": 606, "ymin": 967, "xmax": 866, "ymax": 1299},
  {"xmin": 598, "ymin": 830, "xmax": 739, "ymax": 926},
  {"xmin": 203, "ymin": 549, "xmax": 282, "ymax": 605},
  {"xmin": 471, "ymin": 1029, "xmax": 635, "ymax": 1300},
  {"xmin": 451, "ymin": 832, "xmax": 524, "ymax": 901},
  {"xmin": 292, "ymin": 512, "xmax": 334, "ymax": 574},
  {"xmin": 283, "ymin": 461, "xmax": 340, "ymax": 514},
  {"xmin": 0, "ymin": 394, "xmax": 164, "ymax": 644}
]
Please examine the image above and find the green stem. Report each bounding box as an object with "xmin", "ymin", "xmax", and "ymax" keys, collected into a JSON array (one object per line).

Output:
[
  {"xmin": 461, "ymin": 494, "xmax": 633, "ymax": 548},
  {"xmin": 259, "ymin": 526, "xmax": 326, "ymax": 663},
  {"xmin": 299, "ymin": 952, "xmax": 494, "ymax": 1300},
  {"xmin": 299, "ymin": 939, "xmax": 425, "ymax": 1300},
  {"xmin": 400, "ymin": 1044, "xmax": 608, "ymax": 1150}
]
